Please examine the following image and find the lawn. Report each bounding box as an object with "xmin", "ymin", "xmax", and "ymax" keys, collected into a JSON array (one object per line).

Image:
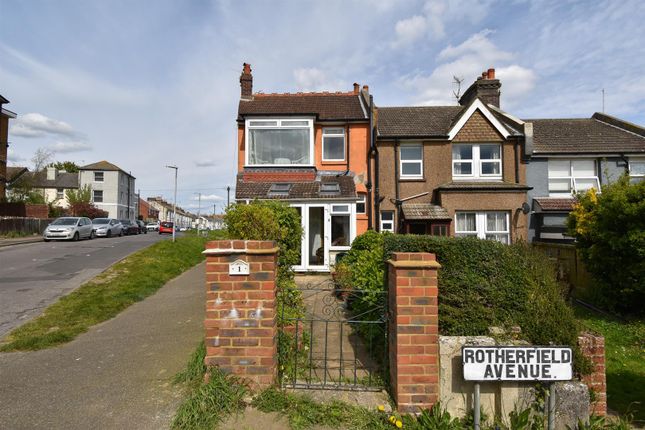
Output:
[
  {"xmin": 575, "ymin": 306, "xmax": 644, "ymax": 421},
  {"xmin": 0, "ymin": 231, "xmax": 226, "ymax": 352}
]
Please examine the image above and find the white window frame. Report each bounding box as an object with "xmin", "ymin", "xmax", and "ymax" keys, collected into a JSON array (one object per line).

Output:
[
  {"xmin": 380, "ymin": 211, "xmax": 394, "ymax": 232},
  {"xmin": 399, "ymin": 144, "xmax": 423, "ymax": 179},
  {"xmin": 56, "ymin": 188, "xmax": 64, "ymax": 200},
  {"xmin": 629, "ymin": 157, "xmax": 645, "ymax": 182},
  {"xmin": 93, "ymin": 190, "xmax": 104, "ymax": 203},
  {"xmin": 452, "ymin": 144, "xmax": 502, "ymax": 180},
  {"xmin": 455, "ymin": 211, "xmax": 510, "ymax": 244},
  {"xmin": 244, "ymin": 117, "xmax": 314, "ymax": 167},
  {"xmin": 322, "ymin": 127, "xmax": 346, "ymax": 162},
  {"xmin": 330, "ymin": 204, "xmax": 353, "ymax": 250},
  {"xmin": 94, "ymin": 171, "xmax": 104, "ymax": 182},
  {"xmin": 548, "ymin": 159, "xmax": 600, "ymax": 196}
]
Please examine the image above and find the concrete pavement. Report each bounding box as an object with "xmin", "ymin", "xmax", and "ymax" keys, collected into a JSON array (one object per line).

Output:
[{"xmin": 0, "ymin": 261, "xmax": 205, "ymax": 429}]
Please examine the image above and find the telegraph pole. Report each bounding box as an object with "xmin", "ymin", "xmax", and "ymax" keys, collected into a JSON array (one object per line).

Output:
[
  {"xmin": 195, "ymin": 192, "xmax": 202, "ymax": 234},
  {"xmin": 165, "ymin": 165, "xmax": 178, "ymax": 242},
  {"xmin": 227, "ymin": 186, "xmax": 230, "ymax": 208}
]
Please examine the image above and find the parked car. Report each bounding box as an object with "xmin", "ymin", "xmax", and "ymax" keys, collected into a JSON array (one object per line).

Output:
[
  {"xmin": 159, "ymin": 221, "xmax": 174, "ymax": 234},
  {"xmin": 146, "ymin": 222, "xmax": 159, "ymax": 232},
  {"xmin": 119, "ymin": 219, "xmax": 140, "ymax": 235},
  {"xmin": 135, "ymin": 220, "xmax": 147, "ymax": 234},
  {"xmin": 92, "ymin": 218, "xmax": 124, "ymax": 238},
  {"xmin": 44, "ymin": 217, "xmax": 95, "ymax": 241}
]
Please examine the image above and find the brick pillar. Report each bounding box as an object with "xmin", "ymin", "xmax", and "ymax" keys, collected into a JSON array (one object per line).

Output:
[
  {"xmin": 203, "ymin": 240, "xmax": 278, "ymax": 388},
  {"xmin": 387, "ymin": 252, "xmax": 441, "ymax": 413},
  {"xmin": 578, "ymin": 332, "xmax": 607, "ymax": 416}
]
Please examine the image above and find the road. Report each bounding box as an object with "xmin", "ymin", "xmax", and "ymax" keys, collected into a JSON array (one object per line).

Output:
[{"xmin": 0, "ymin": 232, "xmax": 169, "ymax": 338}]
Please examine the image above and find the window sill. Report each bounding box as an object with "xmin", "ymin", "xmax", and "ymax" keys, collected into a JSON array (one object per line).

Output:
[
  {"xmin": 452, "ymin": 177, "xmax": 502, "ymax": 181},
  {"xmin": 399, "ymin": 177, "xmax": 425, "ymax": 182},
  {"xmin": 321, "ymin": 160, "xmax": 346, "ymax": 164}
]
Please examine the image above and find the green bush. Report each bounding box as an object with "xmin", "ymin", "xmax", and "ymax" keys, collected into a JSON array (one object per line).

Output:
[{"xmin": 567, "ymin": 175, "xmax": 645, "ymax": 316}]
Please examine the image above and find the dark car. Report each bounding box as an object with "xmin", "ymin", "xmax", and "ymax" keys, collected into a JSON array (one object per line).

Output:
[
  {"xmin": 120, "ymin": 219, "xmax": 140, "ymax": 235},
  {"xmin": 159, "ymin": 221, "xmax": 174, "ymax": 234},
  {"xmin": 135, "ymin": 220, "xmax": 147, "ymax": 234}
]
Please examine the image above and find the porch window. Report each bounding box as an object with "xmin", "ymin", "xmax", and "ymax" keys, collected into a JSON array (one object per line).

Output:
[
  {"xmin": 246, "ymin": 118, "xmax": 313, "ymax": 166},
  {"xmin": 452, "ymin": 144, "xmax": 502, "ymax": 179},
  {"xmin": 331, "ymin": 204, "xmax": 350, "ymax": 247},
  {"xmin": 400, "ymin": 144, "xmax": 423, "ymax": 179},
  {"xmin": 322, "ymin": 128, "xmax": 345, "ymax": 161},
  {"xmin": 380, "ymin": 211, "xmax": 394, "ymax": 232},
  {"xmin": 455, "ymin": 211, "xmax": 509, "ymax": 244},
  {"xmin": 548, "ymin": 159, "xmax": 600, "ymax": 195}
]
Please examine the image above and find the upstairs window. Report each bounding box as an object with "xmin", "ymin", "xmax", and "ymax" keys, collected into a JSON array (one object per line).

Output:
[
  {"xmin": 56, "ymin": 188, "xmax": 64, "ymax": 200},
  {"xmin": 548, "ymin": 159, "xmax": 600, "ymax": 195},
  {"xmin": 452, "ymin": 144, "xmax": 502, "ymax": 179},
  {"xmin": 246, "ymin": 119, "xmax": 313, "ymax": 166},
  {"xmin": 400, "ymin": 144, "xmax": 423, "ymax": 179},
  {"xmin": 93, "ymin": 190, "xmax": 103, "ymax": 203},
  {"xmin": 94, "ymin": 171, "xmax": 104, "ymax": 182},
  {"xmin": 629, "ymin": 158, "xmax": 645, "ymax": 183},
  {"xmin": 322, "ymin": 128, "xmax": 345, "ymax": 161}
]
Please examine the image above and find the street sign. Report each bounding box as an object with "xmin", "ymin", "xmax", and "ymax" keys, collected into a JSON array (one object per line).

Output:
[
  {"xmin": 229, "ymin": 259, "xmax": 250, "ymax": 276},
  {"xmin": 463, "ymin": 346, "xmax": 573, "ymax": 381}
]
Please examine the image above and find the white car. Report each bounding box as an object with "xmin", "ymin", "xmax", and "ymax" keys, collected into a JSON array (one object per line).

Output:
[
  {"xmin": 44, "ymin": 217, "xmax": 95, "ymax": 242},
  {"xmin": 146, "ymin": 222, "xmax": 159, "ymax": 232},
  {"xmin": 92, "ymin": 218, "xmax": 124, "ymax": 238}
]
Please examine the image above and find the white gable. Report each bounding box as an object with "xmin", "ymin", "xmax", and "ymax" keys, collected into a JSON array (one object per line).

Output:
[{"xmin": 447, "ymin": 99, "xmax": 511, "ymax": 140}]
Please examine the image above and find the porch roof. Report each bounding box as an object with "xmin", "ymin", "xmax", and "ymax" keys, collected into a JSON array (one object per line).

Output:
[
  {"xmin": 235, "ymin": 172, "xmax": 357, "ymax": 201},
  {"xmin": 533, "ymin": 197, "xmax": 577, "ymax": 212},
  {"xmin": 402, "ymin": 203, "xmax": 451, "ymax": 220}
]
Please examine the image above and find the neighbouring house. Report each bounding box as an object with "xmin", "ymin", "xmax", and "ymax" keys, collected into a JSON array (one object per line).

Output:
[
  {"xmin": 147, "ymin": 196, "xmax": 194, "ymax": 227},
  {"xmin": 211, "ymin": 214, "xmax": 225, "ymax": 230},
  {"xmin": 234, "ymin": 63, "xmax": 374, "ymax": 271},
  {"xmin": 375, "ymin": 69, "xmax": 531, "ymax": 243},
  {"xmin": 0, "ymin": 94, "xmax": 17, "ymax": 200},
  {"xmin": 25, "ymin": 166, "xmax": 79, "ymax": 208},
  {"xmin": 79, "ymin": 161, "xmax": 136, "ymax": 220},
  {"xmin": 525, "ymin": 113, "xmax": 645, "ymax": 243},
  {"xmin": 138, "ymin": 196, "xmax": 159, "ymax": 221},
  {"xmin": 5, "ymin": 166, "xmax": 28, "ymax": 190}
]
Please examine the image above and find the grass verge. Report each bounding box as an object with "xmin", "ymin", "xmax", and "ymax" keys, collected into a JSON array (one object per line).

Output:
[
  {"xmin": 0, "ymin": 231, "xmax": 225, "ymax": 352},
  {"xmin": 171, "ymin": 341, "xmax": 248, "ymax": 430},
  {"xmin": 575, "ymin": 306, "xmax": 644, "ymax": 421}
]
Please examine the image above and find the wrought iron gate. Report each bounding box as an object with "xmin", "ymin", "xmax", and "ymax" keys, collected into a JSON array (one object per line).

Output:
[{"xmin": 278, "ymin": 278, "xmax": 388, "ymax": 391}]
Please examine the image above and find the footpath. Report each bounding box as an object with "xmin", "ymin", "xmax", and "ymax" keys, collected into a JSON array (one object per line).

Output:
[{"xmin": 0, "ymin": 262, "xmax": 205, "ymax": 430}]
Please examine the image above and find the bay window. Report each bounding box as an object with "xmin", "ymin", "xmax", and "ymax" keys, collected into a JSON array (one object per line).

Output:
[
  {"xmin": 246, "ymin": 118, "xmax": 313, "ymax": 166},
  {"xmin": 322, "ymin": 128, "xmax": 345, "ymax": 161},
  {"xmin": 548, "ymin": 159, "xmax": 600, "ymax": 195},
  {"xmin": 455, "ymin": 211, "xmax": 509, "ymax": 244},
  {"xmin": 452, "ymin": 144, "xmax": 502, "ymax": 179},
  {"xmin": 400, "ymin": 144, "xmax": 423, "ymax": 179}
]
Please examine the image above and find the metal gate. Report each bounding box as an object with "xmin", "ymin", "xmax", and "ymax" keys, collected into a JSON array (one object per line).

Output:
[{"xmin": 278, "ymin": 278, "xmax": 388, "ymax": 391}]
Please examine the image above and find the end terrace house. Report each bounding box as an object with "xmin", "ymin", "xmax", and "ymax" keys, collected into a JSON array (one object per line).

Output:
[
  {"xmin": 375, "ymin": 69, "xmax": 531, "ymax": 243},
  {"xmin": 79, "ymin": 161, "xmax": 136, "ymax": 220},
  {"xmin": 234, "ymin": 63, "xmax": 374, "ymax": 271}
]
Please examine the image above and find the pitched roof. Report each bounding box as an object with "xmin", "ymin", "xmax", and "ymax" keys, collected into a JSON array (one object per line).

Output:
[
  {"xmin": 80, "ymin": 160, "xmax": 132, "ymax": 174},
  {"xmin": 402, "ymin": 203, "xmax": 451, "ymax": 220},
  {"xmin": 238, "ymin": 93, "xmax": 368, "ymax": 121},
  {"xmin": 236, "ymin": 172, "xmax": 356, "ymax": 201},
  {"xmin": 533, "ymin": 197, "xmax": 576, "ymax": 212},
  {"xmin": 526, "ymin": 114, "xmax": 645, "ymax": 154},
  {"xmin": 377, "ymin": 106, "xmax": 463, "ymax": 138},
  {"xmin": 28, "ymin": 171, "xmax": 79, "ymax": 189},
  {"xmin": 5, "ymin": 166, "xmax": 28, "ymax": 183}
]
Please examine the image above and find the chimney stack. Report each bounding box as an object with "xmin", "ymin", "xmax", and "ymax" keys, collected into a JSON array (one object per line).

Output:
[
  {"xmin": 459, "ymin": 67, "xmax": 501, "ymax": 108},
  {"xmin": 240, "ymin": 63, "xmax": 253, "ymax": 100},
  {"xmin": 46, "ymin": 167, "xmax": 56, "ymax": 181},
  {"xmin": 353, "ymin": 83, "xmax": 360, "ymax": 94}
]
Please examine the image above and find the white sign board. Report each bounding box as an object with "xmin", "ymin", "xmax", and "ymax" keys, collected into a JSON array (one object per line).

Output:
[
  {"xmin": 229, "ymin": 259, "xmax": 250, "ymax": 276},
  {"xmin": 463, "ymin": 346, "xmax": 573, "ymax": 381}
]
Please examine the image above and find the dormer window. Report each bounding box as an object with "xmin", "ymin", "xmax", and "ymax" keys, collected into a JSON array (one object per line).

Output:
[{"xmin": 246, "ymin": 118, "xmax": 314, "ymax": 166}]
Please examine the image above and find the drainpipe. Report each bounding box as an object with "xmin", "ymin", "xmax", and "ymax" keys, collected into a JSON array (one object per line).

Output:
[
  {"xmin": 514, "ymin": 138, "xmax": 520, "ymax": 184},
  {"xmin": 374, "ymin": 137, "xmax": 380, "ymax": 232},
  {"xmin": 366, "ymin": 95, "xmax": 374, "ymax": 230},
  {"xmin": 394, "ymin": 139, "xmax": 400, "ymax": 233}
]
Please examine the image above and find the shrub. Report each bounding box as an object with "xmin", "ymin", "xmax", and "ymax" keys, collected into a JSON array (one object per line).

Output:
[
  {"xmin": 68, "ymin": 202, "xmax": 108, "ymax": 218},
  {"xmin": 567, "ymin": 175, "xmax": 645, "ymax": 316}
]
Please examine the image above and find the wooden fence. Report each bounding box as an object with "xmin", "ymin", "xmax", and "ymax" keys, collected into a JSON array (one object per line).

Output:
[
  {"xmin": 532, "ymin": 242, "xmax": 593, "ymax": 297},
  {"xmin": 0, "ymin": 217, "xmax": 54, "ymax": 235}
]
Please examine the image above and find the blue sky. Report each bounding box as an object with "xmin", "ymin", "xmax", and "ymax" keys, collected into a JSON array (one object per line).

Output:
[{"xmin": 2, "ymin": 0, "xmax": 644, "ymax": 212}]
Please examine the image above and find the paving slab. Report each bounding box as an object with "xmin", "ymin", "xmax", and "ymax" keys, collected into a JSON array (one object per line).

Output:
[{"xmin": 0, "ymin": 261, "xmax": 206, "ymax": 430}]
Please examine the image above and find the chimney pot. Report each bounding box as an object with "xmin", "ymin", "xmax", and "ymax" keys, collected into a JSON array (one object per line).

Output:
[
  {"xmin": 353, "ymin": 83, "xmax": 360, "ymax": 94},
  {"xmin": 487, "ymin": 68, "xmax": 495, "ymax": 79}
]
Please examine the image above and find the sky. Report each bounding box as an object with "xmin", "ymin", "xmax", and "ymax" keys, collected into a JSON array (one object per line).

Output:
[{"xmin": 2, "ymin": 0, "xmax": 644, "ymax": 213}]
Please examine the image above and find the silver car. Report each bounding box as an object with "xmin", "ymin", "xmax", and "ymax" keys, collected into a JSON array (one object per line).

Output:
[
  {"xmin": 92, "ymin": 218, "xmax": 124, "ymax": 238},
  {"xmin": 43, "ymin": 217, "xmax": 95, "ymax": 242}
]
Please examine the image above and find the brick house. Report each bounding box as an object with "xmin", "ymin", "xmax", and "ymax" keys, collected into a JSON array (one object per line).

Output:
[
  {"xmin": 525, "ymin": 113, "xmax": 645, "ymax": 242},
  {"xmin": 375, "ymin": 69, "xmax": 531, "ymax": 243},
  {"xmin": 234, "ymin": 63, "xmax": 374, "ymax": 271},
  {"xmin": 0, "ymin": 94, "xmax": 17, "ymax": 200}
]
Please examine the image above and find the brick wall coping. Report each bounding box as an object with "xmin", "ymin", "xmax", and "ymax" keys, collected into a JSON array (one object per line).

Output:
[
  {"xmin": 202, "ymin": 247, "xmax": 279, "ymax": 255},
  {"xmin": 387, "ymin": 259, "xmax": 441, "ymax": 269}
]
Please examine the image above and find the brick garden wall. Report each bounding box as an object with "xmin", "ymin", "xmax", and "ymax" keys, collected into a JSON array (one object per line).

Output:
[
  {"xmin": 578, "ymin": 332, "xmax": 607, "ymax": 416},
  {"xmin": 203, "ymin": 240, "xmax": 278, "ymax": 388},
  {"xmin": 387, "ymin": 252, "xmax": 441, "ymax": 413}
]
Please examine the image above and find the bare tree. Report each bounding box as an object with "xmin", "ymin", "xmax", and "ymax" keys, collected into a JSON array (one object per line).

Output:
[{"xmin": 31, "ymin": 147, "xmax": 54, "ymax": 172}]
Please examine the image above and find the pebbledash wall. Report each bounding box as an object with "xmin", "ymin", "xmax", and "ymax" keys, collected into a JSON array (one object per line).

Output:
[{"xmin": 202, "ymin": 243, "xmax": 605, "ymax": 423}]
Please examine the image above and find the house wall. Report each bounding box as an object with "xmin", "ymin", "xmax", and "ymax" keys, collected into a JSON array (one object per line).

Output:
[
  {"xmin": 377, "ymin": 112, "xmax": 528, "ymax": 240},
  {"xmin": 0, "ymin": 115, "xmax": 8, "ymax": 199},
  {"xmin": 80, "ymin": 170, "xmax": 136, "ymax": 219}
]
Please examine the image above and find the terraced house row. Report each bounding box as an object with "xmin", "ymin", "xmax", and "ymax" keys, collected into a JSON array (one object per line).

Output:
[{"xmin": 233, "ymin": 64, "xmax": 645, "ymax": 272}]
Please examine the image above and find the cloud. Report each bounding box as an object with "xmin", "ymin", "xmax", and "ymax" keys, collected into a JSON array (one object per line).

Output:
[
  {"xmin": 50, "ymin": 140, "xmax": 93, "ymax": 153},
  {"xmin": 195, "ymin": 159, "xmax": 216, "ymax": 167},
  {"xmin": 7, "ymin": 148, "xmax": 27, "ymax": 164},
  {"xmin": 192, "ymin": 194, "xmax": 223, "ymax": 201},
  {"xmin": 392, "ymin": 15, "xmax": 428, "ymax": 47},
  {"xmin": 293, "ymin": 68, "xmax": 346, "ymax": 92},
  {"xmin": 10, "ymin": 113, "xmax": 77, "ymax": 138}
]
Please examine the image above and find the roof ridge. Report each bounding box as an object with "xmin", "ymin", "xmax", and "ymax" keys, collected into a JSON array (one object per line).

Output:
[
  {"xmin": 378, "ymin": 105, "xmax": 461, "ymax": 109},
  {"xmin": 253, "ymin": 91, "xmax": 355, "ymax": 97}
]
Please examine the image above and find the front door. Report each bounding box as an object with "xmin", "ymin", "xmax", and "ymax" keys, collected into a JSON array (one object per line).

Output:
[{"xmin": 306, "ymin": 205, "xmax": 329, "ymax": 271}]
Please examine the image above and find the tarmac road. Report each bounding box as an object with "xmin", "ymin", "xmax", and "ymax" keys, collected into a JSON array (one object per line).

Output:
[{"xmin": 0, "ymin": 232, "xmax": 169, "ymax": 338}]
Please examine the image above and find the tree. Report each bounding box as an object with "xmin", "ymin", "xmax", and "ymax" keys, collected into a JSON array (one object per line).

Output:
[
  {"xmin": 65, "ymin": 185, "xmax": 92, "ymax": 205},
  {"xmin": 49, "ymin": 161, "xmax": 80, "ymax": 173},
  {"xmin": 567, "ymin": 175, "xmax": 645, "ymax": 315},
  {"xmin": 31, "ymin": 147, "xmax": 54, "ymax": 171}
]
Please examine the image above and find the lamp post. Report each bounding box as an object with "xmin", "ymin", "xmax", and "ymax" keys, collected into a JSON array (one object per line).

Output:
[
  {"xmin": 165, "ymin": 165, "xmax": 178, "ymax": 242},
  {"xmin": 194, "ymin": 192, "xmax": 201, "ymax": 235}
]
